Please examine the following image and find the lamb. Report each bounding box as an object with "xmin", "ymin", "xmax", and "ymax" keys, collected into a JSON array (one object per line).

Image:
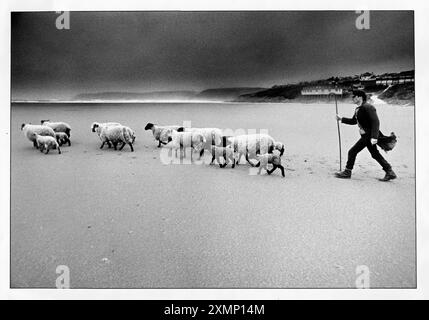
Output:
[
  {"xmin": 99, "ymin": 125, "xmax": 135, "ymax": 152},
  {"xmin": 165, "ymin": 130, "xmax": 206, "ymax": 159},
  {"xmin": 21, "ymin": 123, "xmax": 56, "ymax": 148},
  {"xmin": 91, "ymin": 122, "xmax": 122, "ymax": 148},
  {"xmin": 41, "ymin": 120, "xmax": 71, "ymax": 137},
  {"xmin": 144, "ymin": 123, "xmax": 184, "ymax": 147},
  {"xmin": 227, "ymin": 133, "xmax": 285, "ymax": 167},
  {"xmin": 256, "ymin": 151, "xmax": 285, "ymax": 177},
  {"xmin": 210, "ymin": 145, "xmax": 236, "ymax": 168},
  {"xmin": 55, "ymin": 132, "xmax": 71, "ymax": 146},
  {"xmin": 34, "ymin": 133, "xmax": 61, "ymax": 154}
]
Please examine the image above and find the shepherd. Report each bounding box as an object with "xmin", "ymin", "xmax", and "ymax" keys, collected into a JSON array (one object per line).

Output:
[{"xmin": 335, "ymin": 90, "xmax": 397, "ymax": 181}]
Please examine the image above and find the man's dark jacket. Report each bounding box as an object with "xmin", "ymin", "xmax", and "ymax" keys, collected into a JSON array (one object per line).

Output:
[{"xmin": 341, "ymin": 102, "xmax": 380, "ymax": 139}]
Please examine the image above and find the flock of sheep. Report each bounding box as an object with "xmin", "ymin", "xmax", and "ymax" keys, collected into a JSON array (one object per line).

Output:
[{"xmin": 21, "ymin": 120, "xmax": 286, "ymax": 177}]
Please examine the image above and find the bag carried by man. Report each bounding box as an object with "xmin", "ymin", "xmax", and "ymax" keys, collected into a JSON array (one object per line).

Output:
[{"xmin": 377, "ymin": 131, "xmax": 397, "ymax": 152}]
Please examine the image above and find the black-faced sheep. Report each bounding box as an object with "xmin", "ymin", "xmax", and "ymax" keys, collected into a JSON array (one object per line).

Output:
[
  {"xmin": 256, "ymin": 152, "xmax": 285, "ymax": 177},
  {"xmin": 144, "ymin": 123, "xmax": 184, "ymax": 147},
  {"xmin": 55, "ymin": 132, "xmax": 71, "ymax": 146},
  {"xmin": 227, "ymin": 133, "xmax": 285, "ymax": 167},
  {"xmin": 21, "ymin": 123, "xmax": 56, "ymax": 148},
  {"xmin": 91, "ymin": 122, "xmax": 121, "ymax": 148},
  {"xmin": 41, "ymin": 120, "xmax": 71, "ymax": 137},
  {"xmin": 165, "ymin": 130, "xmax": 206, "ymax": 159},
  {"xmin": 210, "ymin": 145, "xmax": 236, "ymax": 168},
  {"xmin": 99, "ymin": 125, "xmax": 135, "ymax": 152},
  {"xmin": 183, "ymin": 127, "xmax": 223, "ymax": 156}
]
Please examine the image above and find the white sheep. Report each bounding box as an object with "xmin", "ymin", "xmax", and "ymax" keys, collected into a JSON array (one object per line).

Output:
[
  {"xmin": 41, "ymin": 120, "xmax": 71, "ymax": 137},
  {"xmin": 210, "ymin": 145, "xmax": 236, "ymax": 168},
  {"xmin": 34, "ymin": 133, "xmax": 61, "ymax": 154},
  {"xmin": 256, "ymin": 151, "xmax": 285, "ymax": 177},
  {"xmin": 55, "ymin": 132, "xmax": 71, "ymax": 146},
  {"xmin": 227, "ymin": 133, "xmax": 285, "ymax": 167},
  {"xmin": 183, "ymin": 127, "xmax": 224, "ymax": 158},
  {"xmin": 144, "ymin": 123, "xmax": 184, "ymax": 147},
  {"xmin": 91, "ymin": 122, "xmax": 122, "ymax": 148},
  {"xmin": 21, "ymin": 123, "xmax": 56, "ymax": 148},
  {"xmin": 165, "ymin": 130, "xmax": 206, "ymax": 159},
  {"xmin": 99, "ymin": 125, "xmax": 135, "ymax": 152}
]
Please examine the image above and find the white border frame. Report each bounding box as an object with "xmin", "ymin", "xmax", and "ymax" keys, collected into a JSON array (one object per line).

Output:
[{"xmin": 1, "ymin": 0, "xmax": 428, "ymax": 300}]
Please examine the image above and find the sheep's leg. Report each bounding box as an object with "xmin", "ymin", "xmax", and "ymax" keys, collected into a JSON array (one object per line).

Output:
[
  {"xmin": 278, "ymin": 164, "xmax": 285, "ymax": 177},
  {"xmin": 58, "ymin": 146, "xmax": 61, "ymax": 154},
  {"xmin": 158, "ymin": 140, "xmax": 162, "ymax": 148},
  {"xmin": 246, "ymin": 153, "xmax": 256, "ymax": 167},
  {"xmin": 128, "ymin": 143, "xmax": 134, "ymax": 152},
  {"xmin": 119, "ymin": 142, "xmax": 126, "ymax": 150},
  {"xmin": 267, "ymin": 165, "xmax": 277, "ymax": 175},
  {"xmin": 200, "ymin": 148, "xmax": 204, "ymax": 158},
  {"xmin": 107, "ymin": 141, "xmax": 112, "ymax": 148},
  {"xmin": 100, "ymin": 141, "xmax": 106, "ymax": 149},
  {"xmin": 45, "ymin": 148, "xmax": 50, "ymax": 154},
  {"xmin": 236, "ymin": 152, "xmax": 242, "ymax": 165},
  {"xmin": 210, "ymin": 155, "xmax": 215, "ymax": 165},
  {"xmin": 219, "ymin": 157, "xmax": 226, "ymax": 168},
  {"xmin": 67, "ymin": 138, "xmax": 71, "ymax": 146},
  {"xmin": 255, "ymin": 161, "xmax": 261, "ymax": 167},
  {"xmin": 33, "ymin": 141, "xmax": 38, "ymax": 148},
  {"xmin": 231, "ymin": 157, "xmax": 236, "ymax": 169},
  {"xmin": 222, "ymin": 152, "xmax": 228, "ymax": 167},
  {"xmin": 221, "ymin": 155, "xmax": 229, "ymax": 168}
]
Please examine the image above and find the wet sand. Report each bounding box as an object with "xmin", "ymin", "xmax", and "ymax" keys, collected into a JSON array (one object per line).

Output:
[{"xmin": 10, "ymin": 102, "xmax": 415, "ymax": 288}]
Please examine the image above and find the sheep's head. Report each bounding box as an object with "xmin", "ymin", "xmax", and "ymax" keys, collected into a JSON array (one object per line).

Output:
[
  {"xmin": 167, "ymin": 136, "xmax": 173, "ymax": 143},
  {"xmin": 20, "ymin": 123, "xmax": 27, "ymax": 130},
  {"xmin": 177, "ymin": 127, "xmax": 185, "ymax": 132},
  {"xmin": 91, "ymin": 122, "xmax": 99, "ymax": 132},
  {"xmin": 144, "ymin": 123, "xmax": 154, "ymax": 130},
  {"xmin": 275, "ymin": 142, "xmax": 285, "ymax": 156},
  {"xmin": 40, "ymin": 119, "xmax": 49, "ymax": 124}
]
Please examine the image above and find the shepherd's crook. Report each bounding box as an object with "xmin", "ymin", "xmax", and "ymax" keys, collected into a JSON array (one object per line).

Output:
[{"xmin": 334, "ymin": 92, "xmax": 342, "ymax": 171}]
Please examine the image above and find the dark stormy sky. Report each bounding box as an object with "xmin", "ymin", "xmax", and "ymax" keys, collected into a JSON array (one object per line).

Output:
[{"xmin": 11, "ymin": 11, "xmax": 414, "ymax": 100}]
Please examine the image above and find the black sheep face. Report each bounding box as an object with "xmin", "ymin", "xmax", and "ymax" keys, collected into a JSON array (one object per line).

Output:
[
  {"xmin": 91, "ymin": 124, "xmax": 99, "ymax": 132},
  {"xmin": 144, "ymin": 123, "xmax": 154, "ymax": 130}
]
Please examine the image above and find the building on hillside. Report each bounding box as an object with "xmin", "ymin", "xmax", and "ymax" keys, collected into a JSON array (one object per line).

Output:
[{"xmin": 301, "ymin": 86, "xmax": 343, "ymax": 99}]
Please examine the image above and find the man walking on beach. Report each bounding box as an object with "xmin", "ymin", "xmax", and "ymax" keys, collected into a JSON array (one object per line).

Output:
[{"xmin": 335, "ymin": 90, "xmax": 397, "ymax": 181}]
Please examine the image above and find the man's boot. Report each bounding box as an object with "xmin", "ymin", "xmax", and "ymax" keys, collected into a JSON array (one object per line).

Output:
[
  {"xmin": 379, "ymin": 169, "xmax": 397, "ymax": 182},
  {"xmin": 335, "ymin": 168, "xmax": 352, "ymax": 179}
]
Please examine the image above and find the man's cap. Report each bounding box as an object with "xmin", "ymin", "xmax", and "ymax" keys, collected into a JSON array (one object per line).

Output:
[{"xmin": 352, "ymin": 90, "xmax": 367, "ymax": 100}]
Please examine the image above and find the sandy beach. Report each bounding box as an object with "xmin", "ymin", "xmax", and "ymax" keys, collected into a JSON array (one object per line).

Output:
[{"xmin": 10, "ymin": 102, "xmax": 415, "ymax": 288}]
